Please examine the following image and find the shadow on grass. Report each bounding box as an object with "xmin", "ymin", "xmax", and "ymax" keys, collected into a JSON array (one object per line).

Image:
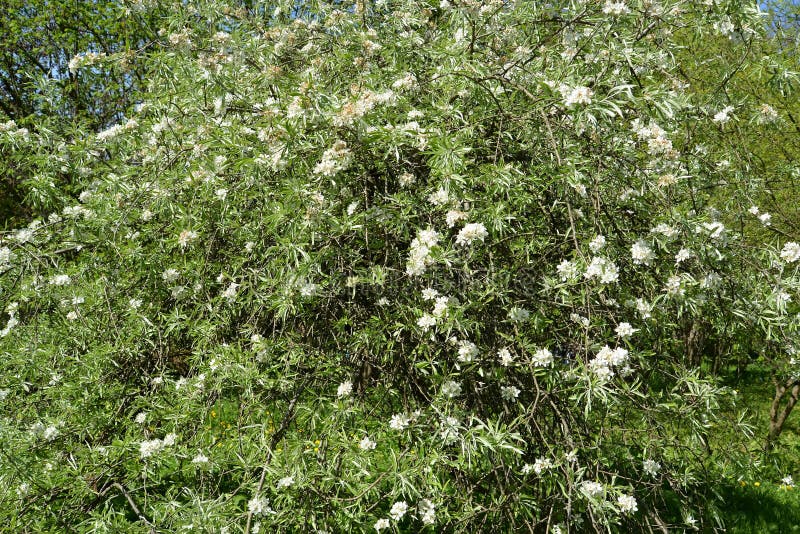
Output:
[{"xmin": 719, "ymin": 484, "xmax": 800, "ymax": 533}]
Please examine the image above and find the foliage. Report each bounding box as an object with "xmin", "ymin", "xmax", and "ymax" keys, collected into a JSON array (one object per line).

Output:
[{"xmin": 1, "ymin": 0, "xmax": 800, "ymax": 531}]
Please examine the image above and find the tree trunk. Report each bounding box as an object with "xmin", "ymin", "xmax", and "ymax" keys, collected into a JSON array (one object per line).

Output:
[{"xmin": 767, "ymin": 379, "xmax": 800, "ymax": 451}]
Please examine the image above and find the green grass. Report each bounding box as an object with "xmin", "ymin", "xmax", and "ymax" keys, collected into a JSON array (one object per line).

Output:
[
  {"xmin": 721, "ymin": 483, "xmax": 800, "ymax": 533},
  {"xmin": 714, "ymin": 364, "xmax": 800, "ymax": 532}
]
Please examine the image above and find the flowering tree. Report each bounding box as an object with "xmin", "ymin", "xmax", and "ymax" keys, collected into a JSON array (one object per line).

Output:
[{"xmin": 1, "ymin": 0, "xmax": 799, "ymax": 531}]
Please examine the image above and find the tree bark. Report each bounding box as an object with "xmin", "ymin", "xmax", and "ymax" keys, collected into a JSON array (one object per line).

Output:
[{"xmin": 767, "ymin": 379, "xmax": 800, "ymax": 450}]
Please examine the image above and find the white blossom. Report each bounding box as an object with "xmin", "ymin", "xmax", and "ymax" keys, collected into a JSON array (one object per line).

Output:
[
  {"xmin": 581, "ymin": 481, "xmax": 604, "ymax": 498},
  {"xmin": 389, "ymin": 501, "xmax": 408, "ymax": 521},
  {"xmin": 248, "ymin": 496, "xmax": 273, "ymax": 516},
  {"xmin": 643, "ymin": 459, "xmax": 661, "ymax": 477},
  {"xmin": 358, "ymin": 436, "xmax": 377, "ymax": 450},
  {"xmin": 562, "ymin": 85, "xmax": 594, "ymax": 107},
  {"xmin": 533, "ymin": 457, "xmax": 554, "ymax": 474},
  {"xmin": 617, "ymin": 494, "xmax": 638, "ymax": 514},
  {"xmin": 456, "ymin": 222, "xmax": 488, "ymax": 246},
  {"xmin": 557, "ymin": 260, "xmax": 579, "ymax": 281},
  {"xmin": 602, "ymin": 1, "xmax": 630, "ymax": 16},
  {"xmin": 457, "ymin": 340, "xmax": 479, "ymax": 363},
  {"xmin": 192, "ymin": 451, "xmax": 209, "ymax": 464},
  {"xmin": 780, "ymin": 242, "xmax": 800, "ymax": 263},
  {"xmin": 615, "ymin": 322, "xmax": 637, "ymax": 338},
  {"xmin": 418, "ymin": 499, "xmax": 435, "ymax": 525},
  {"xmin": 501, "ymin": 385, "xmax": 520, "ymax": 401},
  {"xmin": 589, "ymin": 235, "xmax": 606, "ymax": 252},
  {"xmin": 390, "ymin": 414, "xmax": 410, "ymax": 431},
  {"xmin": 441, "ymin": 380, "xmax": 461, "ymax": 398},
  {"xmin": 276, "ymin": 476, "xmax": 295, "ymax": 489},
  {"xmin": 631, "ymin": 241, "xmax": 655, "ymax": 265},
  {"xmin": 498, "ymin": 348, "xmax": 515, "ymax": 366},
  {"xmin": 712, "ymin": 106, "xmax": 734, "ymax": 124},
  {"xmin": 337, "ymin": 381, "xmax": 353, "ymax": 398},
  {"xmin": 532, "ymin": 348, "xmax": 554, "ymax": 367}
]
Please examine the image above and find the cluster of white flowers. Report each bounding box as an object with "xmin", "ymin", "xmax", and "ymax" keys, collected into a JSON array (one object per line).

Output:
[
  {"xmin": 221, "ymin": 282, "xmax": 239, "ymax": 302},
  {"xmin": 0, "ymin": 119, "xmax": 18, "ymax": 132},
  {"xmin": 445, "ymin": 209, "xmax": 468, "ymax": 228},
  {"xmin": 712, "ymin": 106, "xmax": 735, "ymax": 124},
  {"xmin": 602, "ymin": 1, "xmax": 629, "ymax": 16},
  {"xmin": 498, "ymin": 347, "xmax": 515, "ymax": 366},
  {"xmin": 758, "ymin": 103, "xmax": 779, "ymax": 123},
  {"xmin": 617, "ymin": 494, "xmax": 638, "ymax": 513},
  {"xmin": 337, "ymin": 380, "xmax": 353, "ymax": 398},
  {"xmin": 699, "ymin": 221, "xmax": 726, "ymax": 240},
  {"xmin": 96, "ymin": 123, "xmax": 124, "ymax": 142},
  {"xmin": 439, "ymin": 415, "xmax": 460, "ymax": 444},
  {"xmin": 782, "ymin": 475, "xmax": 795, "ymax": 488},
  {"xmin": 584, "ymin": 256, "xmax": 619, "ymax": 284},
  {"xmin": 532, "ymin": 457, "xmax": 554, "ymax": 474},
  {"xmin": 580, "ymin": 480, "xmax": 605, "ymax": 498},
  {"xmin": 0, "ymin": 303, "xmax": 19, "ymax": 337},
  {"xmin": 50, "ymin": 274, "xmax": 71, "ymax": 286},
  {"xmin": 68, "ymin": 51, "xmax": 106, "ymax": 74},
  {"xmin": 418, "ymin": 498, "xmax": 435, "ymax": 525},
  {"xmin": 30, "ymin": 421, "xmax": 60, "ymax": 442},
  {"xmin": 441, "ymin": 380, "xmax": 462, "ymax": 398},
  {"xmin": 675, "ymin": 248, "xmax": 692, "ymax": 264},
  {"xmin": 428, "ymin": 188, "xmax": 449, "ymax": 206},
  {"xmin": 162, "ymin": 268, "xmax": 180, "ymax": 284},
  {"xmin": 416, "ymin": 313, "xmax": 437, "ymax": 331},
  {"xmin": 651, "ymin": 223, "xmax": 679, "ymax": 238},
  {"xmin": 276, "ymin": 476, "xmax": 295, "ymax": 489},
  {"xmin": 561, "ymin": 85, "xmax": 594, "ymax": 107},
  {"xmin": 359, "ymin": 436, "xmax": 377, "ymax": 450},
  {"xmin": 389, "ymin": 413, "xmax": 411, "ymax": 431},
  {"xmin": 632, "ymin": 119, "xmax": 675, "ymax": 156},
  {"xmin": 532, "ymin": 347, "xmax": 554, "ymax": 367},
  {"xmin": 178, "ymin": 229, "xmax": 198, "ymax": 248},
  {"xmin": 432, "ymin": 295, "xmax": 449, "ymax": 317},
  {"xmin": 334, "ymin": 89, "xmax": 395, "ymax": 127},
  {"xmin": 780, "ymin": 242, "xmax": 800, "ymax": 263},
  {"xmin": 391, "ymin": 72, "xmax": 417, "ymax": 91},
  {"xmin": 630, "ymin": 241, "xmax": 655, "ymax": 265},
  {"xmin": 313, "ymin": 140, "xmax": 352, "ymax": 177},
  {"xmin": 457, "ymin": 340, "xmax": 479, "ymax": 363},
  {"xmin": 192, "ymin": 451, "xmax": 209, "ymax": 464},
  {"xmin": 643, "ymin": 459, "xmax": 661, "ymax": 477},
  {"xmin": 455, "ymin": 222, "xmax": 488, "ymax": 246},
  {"xmin": 139, "ymin": 433, "xmax": 177, "ymax": 459},
  {"xmin": 398, "ymin": 172, "xmax": 415, "ymax": 187},
  {"xmin": 248, "ymin": 495, "xmax": 274, "ymax": 516},
  {"xmin": 589, "ymin": 235, "xmax": 606, "ymax": 252},
  {"xmin": 406, "ymin": 228, "xmax": 440, "ymax": 275},
  {"xmin": 374, "ymin": 498, "xmax": 432, "ymax": 530},
  {"xmin": 0, "ymin": 246, "xmax": 14, "ymax": 272},
  {"xmin": 501, "ymin": 385, "xmax": 521, "ymax": 401},
  {"xmin": 664, "ymin": 274, "xmax": 685, "ymax": 296},
  {"xmin": 714, "ymin": 17, "xmax": 735, "ymax": 37},
  {"xmin": 615, "ymin": 322, "xmax": 637, "ymax": 338},
  {"xmin": 556, "ymin": 259, "xmax": 580, "ymax": 282},
  {"xmin": 588, "ymin": 345, "xmax": 630, "ymax": 381},
  {"xmin": 389, "ymin": 501, "xmax": 408, "ymax": 521}
]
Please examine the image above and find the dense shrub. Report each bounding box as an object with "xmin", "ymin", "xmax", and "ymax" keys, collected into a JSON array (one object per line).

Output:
[{"xmin": 1, "ymin": 1, "xmax": 798, "ymax": 531}]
